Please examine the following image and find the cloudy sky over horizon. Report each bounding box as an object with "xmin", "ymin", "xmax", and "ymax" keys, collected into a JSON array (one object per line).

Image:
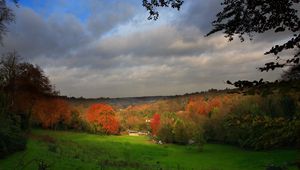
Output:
[{"xmin": 0, "ymin": 0, "xmax": 285, "ymax": 98}]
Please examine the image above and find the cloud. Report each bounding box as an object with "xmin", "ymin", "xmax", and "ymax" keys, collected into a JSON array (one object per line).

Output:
[
  {"xmin": 178, "ymin": 0, "xmax": 222, "ymax": 33},
  {"xmin": 86, "ymin": 1, "xmax": 135, "ymax": 37},
  {"xmin": 0, "ymin": 1, "xmax": 284, "ymax": 98},
  {"xmin": 1, "ymin": 7, "xmax": 90, "ymax": 59}
]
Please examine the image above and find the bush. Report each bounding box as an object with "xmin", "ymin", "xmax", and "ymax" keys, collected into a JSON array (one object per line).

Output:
[
  {"xmin": 173, "ymin": 120, "xmax": 191, "ymax": 145},
  {"xmin": 192, "ymin": 125, "xmax": 206, "ymax": 151},
  {"xmin": 203, "ymin": 117, "xmax": 226, "ymax": 142},
  {"xmin": 0, "ymin": 94, "xmax": 26, "ymax": 158},
  {"xmin": 157, "ymin": 123, "xmax": 174, "ymax": 143},
  {"xmin": 261, "ymin": 95, "xmax": 297, "ymax": 118},
  {"xmin": 223, "ymin": 114, "xmax": 299, "ymax": 150},
  {"xmin": 69, "ymin": 110, "xmax": 90, "ymax": 131},
  {"xmin": 209, "ymin": 94, "xmax": 300, "ymax": 150}
]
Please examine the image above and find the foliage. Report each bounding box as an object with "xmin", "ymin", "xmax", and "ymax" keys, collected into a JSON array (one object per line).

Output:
[
  {"xmin": 223, "ymin": 113, "xmax": 299, "ymax": 150},
  {"xmin": 144, "ymin": 0, "xmax": 300, "ymax": 71},
  {"xmin": 0, "ymin": 52, "xmax": 56, "ymax": 104},
  {"xmin": 200, "ymin": 93, "xmax": 300, "ymax": 150},
  {"xmin": 0, "ymin": 52, "xmax": 58, "ymax": 131},
  {"xmin": 191, "ymin": 125, "xmax": 206, "ymax": 151},
  {"xmin": 32, "ymin": 98, "xmax": 71, "ymax": 129},
  {"xmin": 173, "ymin": 120, "xmax": 190, "ymax": 145},
  {"xmin": 85, "ymin": 103, "xmax": 120, "ymax": 134},
  {"xmin": 186, "ymin": 96, "xmax": 222, "ymax": 117},
  {"xmin": 142, "ymin": 0, "xmax": 184, "ymax": 20},
  {"xmin": 117, "ymin": 109, "xmax": 148, "ymax": 132},
  {"xmin": 68, "ymin": 110, "xmax": 91, "ymax": 131},
  {"xmin": 281, "ymin": 63, "xmax": 300, "ymax": 81},
  {"xmin": 150, "ymin": 113, "xmax": 160, "ymax": 136},
  {"xmin": 0, "ymin": 52, "xmax": 57, "ymax": 158},
  {"xmin": 156, "ymin": 122, "xmax": 174, "ymax": 143},
  {"xmin": 207, "ymin": 0, "xmax": 300, "ymax": 72},
  {"xmin": 0, "ymin": 93, "xmax": 26, "ymax": 158},
  {"xmin": 223, "ymin": 94, "xmax": 300, "ymax": 150}
]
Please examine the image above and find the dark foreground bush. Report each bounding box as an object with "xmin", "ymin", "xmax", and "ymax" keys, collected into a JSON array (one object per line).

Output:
[
  {"xmin": 0, "ymin": 94, "xmax": 26, "ymax": 158},
  {"xmin": 203, "ymin": 94, "xmax": 300, "ymax": 150},
  {"xmin": 223, "ymin": 114, "xmax": 299, "ymax": 150}
]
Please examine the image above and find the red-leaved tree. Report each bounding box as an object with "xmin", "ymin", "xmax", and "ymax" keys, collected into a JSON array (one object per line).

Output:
[
  {"xmin": 150, "ymin": 113, "xmax": 160, "ymax": 136},
  {"xmin": 32, "ymin": 98, "xmax": 71, "ymax": 128},
  {"xmin": 86, "ymin": 103, "xmax": 119, "ymax": 134}
]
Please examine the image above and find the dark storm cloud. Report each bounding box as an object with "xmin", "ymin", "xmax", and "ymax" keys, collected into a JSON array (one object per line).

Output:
[
  {"xmin": 178, "ymin": 0, "xmax": 222, "ymax": 34},
  {"xmin": 1, "ymin": 7, "xmax": 90, "ymax": 59},
  {"xmin": 0, "ymin": 1, "xmax": 135, "ymax": 60},
  {"xmin": 86, "ymin": 1, "xmax": 135, "ymax": 37}
]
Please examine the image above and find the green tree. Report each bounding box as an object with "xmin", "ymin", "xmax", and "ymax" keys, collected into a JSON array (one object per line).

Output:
[
  {"xmin": 157, "ymin": 123, "xmax": 174, "ymax": 143},
  {"xmin": 173, "ymin": 120, "xmax": 190, "ymax": 145}
]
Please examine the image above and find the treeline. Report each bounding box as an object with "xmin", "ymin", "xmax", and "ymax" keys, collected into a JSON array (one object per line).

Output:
[
  {"xmin": 116, "ymin": 92, "xmax": 300, "ymax": 150},
  {"xmin": 68, "ymin": 90, "xmax": 299, "ymax": 151}
]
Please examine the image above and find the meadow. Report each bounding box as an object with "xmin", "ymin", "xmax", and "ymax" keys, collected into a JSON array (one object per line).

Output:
[{"xmin": 0, "ymin": 129, "xmax": 297, "ymax": 170}]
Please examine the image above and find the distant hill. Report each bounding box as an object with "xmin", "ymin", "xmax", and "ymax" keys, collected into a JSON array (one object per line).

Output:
[
  {"xmin": 59, "ymin": 88, "xmax": 235, "ymax": 109},
  {"xmin": 60, "ymin": 79, "xmax": 300, "ymax": 110}
]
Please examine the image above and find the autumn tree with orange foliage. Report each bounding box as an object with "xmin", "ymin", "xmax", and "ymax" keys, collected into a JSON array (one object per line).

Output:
[
  {"xmin": 150, "ymin": 113, "xmax": 160, "ymax": 136},
  {"xmin": 186, "ymin": 96, "xmax": 222, "ymax": 117},
  {"xmin": 186, "ymin": 97, "xmax": 209, "ymax": 116},
  {"xmin": 32, "ymin": 98, "xmax": 71, "ymax": 129},
  {"xmin": 86, "ymin": 103, "xmax": 119, "ymax": 134}
]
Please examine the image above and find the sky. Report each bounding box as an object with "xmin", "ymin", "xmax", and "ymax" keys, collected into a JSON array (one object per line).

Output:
[{"xmin": 0, "ymin": 0, "xmax": 285, "ymax": 98}]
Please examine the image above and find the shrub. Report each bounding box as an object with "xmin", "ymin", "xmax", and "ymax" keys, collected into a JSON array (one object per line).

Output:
[
  {"xmin": 173, "ymin": 120, "xmax": 191, "ymax": 145},
  {"xmin": 0, "ymin": 93, "xmax": 26, "ymax": 158},
  {"xmin": 223, "ymin": 114, "xmax": 299, "ymax": 150},
  {"xmin": 157, "ymin": 123, "xmax": 174, "ymax": 143},
  {"xmin": 192, "ymin": 125, "xmax": 206, "ymax": 151},
  {"xmin": 203, "ymin": 117, "xmax": 226, "ymax": 142},
  {"xmin": 32, "ymin": 98, "xmax": 71, "ymax": 129}
]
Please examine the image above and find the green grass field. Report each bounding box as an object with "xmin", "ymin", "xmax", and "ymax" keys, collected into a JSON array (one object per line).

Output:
[{"xmin": 0, "ymin": 129, "xmax": 298, "ymax": 170}]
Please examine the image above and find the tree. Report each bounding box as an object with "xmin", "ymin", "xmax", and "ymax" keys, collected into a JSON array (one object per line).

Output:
[
  {"xmin": 0, "ymin": 51, "xmax": 19, "ymax": 107},
  {"xmin": 281, "ymin": 63, "xmax": 300, "ymax": 81},
  {"xmin": 207, "ymin": 0, "xmax": 300, "ymax": 72},
  {"xmin": 32, "ymin": 98, "xmax": 71, "ymax": 129},
  {"xmin": 186, "ymin": 97, "xmax": 209, "ymax": 116},
  {"xmin": 173, "ymin": 120, "xmax": 190, "ymax": 144},
  {"xmin": 0, "ymin": 52, "xmax": 57, "ymax": 130},
  {"xmin": 85, "ymin": 103, "xmax": 119, "ymax": 134},
  {"xmin": 0, "ymin": 52, "xmax": 56, "ymax": 111},
  {"xmin": 0, "ymin": 0, "xmax": 18, "ymax": 43},
  {"xmin": 142, "ymin": 0, "xmax": 184, "ymax": 20},
  {"xmin": 150, "ymin": 113, "xmax": 160, "ymax": 135}
]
